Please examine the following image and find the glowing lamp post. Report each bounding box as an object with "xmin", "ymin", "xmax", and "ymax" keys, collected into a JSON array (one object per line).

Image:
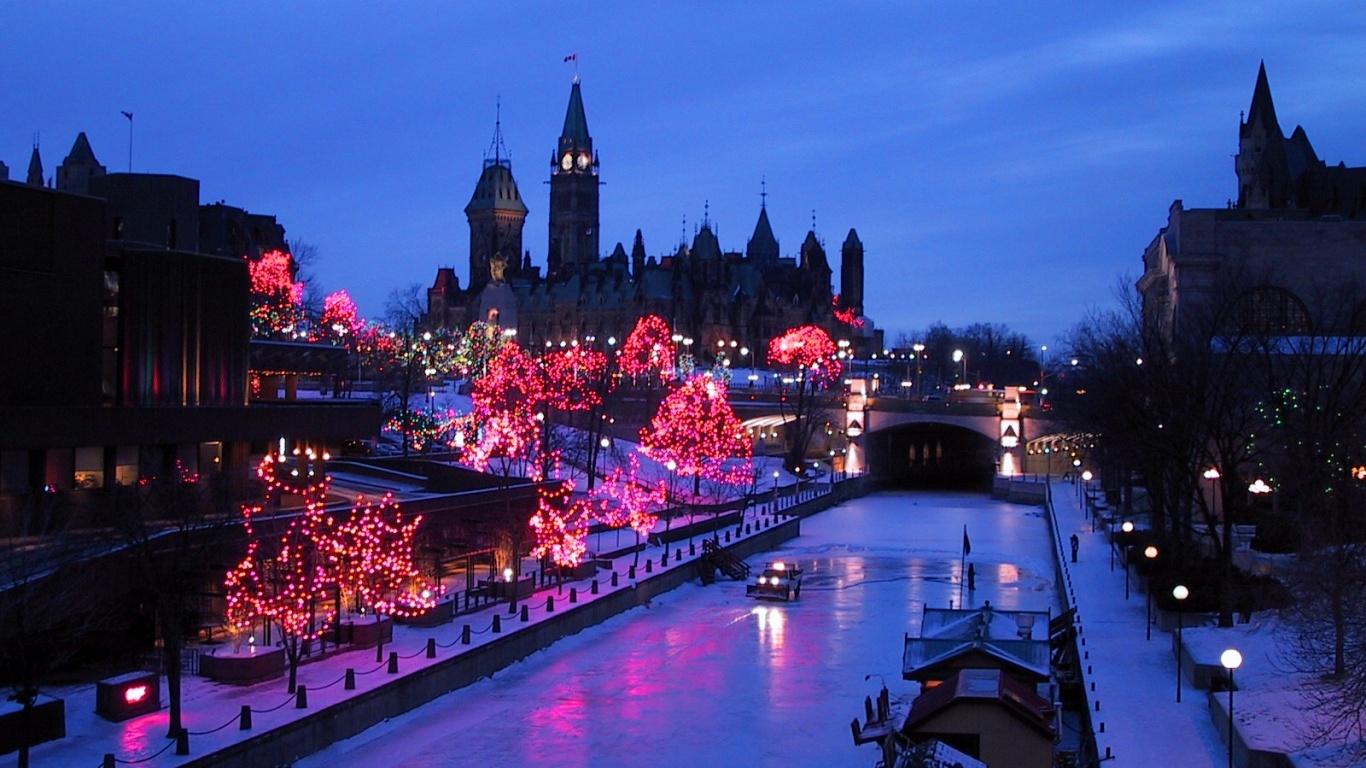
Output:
[
  {"xmin": 1221, "ymin": 648, "xmax": 1243, "ymax": 768},
  {"xmin": 1144, "ymin": 545, "xmax": 1159, "ymax": 640},
  {"xmin": 1173, "ymin": 584, "xmax": 1189, "ymax": 702},
  {"xmin": 952, "ymin": 349, "xmax": 965, "ymax": 384}
]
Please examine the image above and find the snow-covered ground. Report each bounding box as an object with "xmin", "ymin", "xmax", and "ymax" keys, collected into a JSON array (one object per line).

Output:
[{"xmin": 296, "ymin": 491, "xmax": 1060, "ymax": 768}]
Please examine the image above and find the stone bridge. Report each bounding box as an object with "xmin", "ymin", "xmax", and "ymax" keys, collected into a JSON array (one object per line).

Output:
[{"xmin": 733, "ymin": 392, "xmax": 1066, "ymax": 487}]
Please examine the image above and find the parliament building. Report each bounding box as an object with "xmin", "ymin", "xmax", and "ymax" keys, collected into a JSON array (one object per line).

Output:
[{"xmin": 426, "ymin": 78, "xmax": 882, "ymax": 363}]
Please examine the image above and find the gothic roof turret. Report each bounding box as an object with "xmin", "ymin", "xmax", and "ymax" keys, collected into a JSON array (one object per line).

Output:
[
  {"xmin": 800, "ymin": 231, "xmax": 829, "ymax": 272},
  {"xmin": 746, "ymin": 205, "xmax": 779, "ymax": 263},
  {"xmin": 561, "ymin": 80, "xmax": 591, "ymax": 145},
  {"xmin": 0, "ymin": 159, "xmax": 8, "ymax": 181},
  {"xmin": 692, "ymin": 221, "xmax": 722, "ymax": 262},
  {"xmin": 26, "ymin": 145, "xmax": 43, "ymax": 186},
  {"xmin": 843, "ymin": 228, "xmax": 862, "ymax": 249},
  {"xmin": 465, "ymin": 162, "xmax": 528, "ymax": 215},
  {"xmin": 1244, "ymin": 61, "xmax": 1280, "ymax": 138},
  {"xmin": 467, "ymin": 113, "xmax": 528, "ymax": 216},
  {"xmin": 64, "ymin": 132, "xmax": 100, "ymax": 165}
]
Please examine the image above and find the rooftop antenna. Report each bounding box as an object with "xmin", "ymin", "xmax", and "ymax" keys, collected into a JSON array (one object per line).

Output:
[
  {"xmin": 811, "ymin": 209, "xmax": 817, "ymax": 232},
  {"xmin": 760, "ymin": 176, "xmax": 767, "ymax": 209},
  {"xmin": 703, "ymin": 199, "xmax": 710, "ymax": 227}
]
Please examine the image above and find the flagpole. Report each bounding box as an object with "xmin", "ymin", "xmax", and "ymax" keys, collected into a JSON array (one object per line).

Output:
[
  {"xmin": 958, "ymin": 525, "xmax": 968, "ymax": 609},
  {"xmin": 121, "ymin": 111, "xmax": 133, "ymax": 173}
]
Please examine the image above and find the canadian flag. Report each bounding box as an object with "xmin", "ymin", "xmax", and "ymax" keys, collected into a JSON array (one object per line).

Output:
[{"xmin": 563, "ymin": 53, "xmax": 578, "ymax": 63}]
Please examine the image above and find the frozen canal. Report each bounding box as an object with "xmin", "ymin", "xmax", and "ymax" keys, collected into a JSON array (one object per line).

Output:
[{"xmin": 299, "ymin": 490, "xmax": 1061, "ymax": 768}]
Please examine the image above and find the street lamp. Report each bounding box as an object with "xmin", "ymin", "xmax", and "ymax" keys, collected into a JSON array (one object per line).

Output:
[
  {"xmin": 772, "ymin": 469, "xmax": 780, "ymax": 512},
  {"xmin": 1144, "ymin": 545, "xmax": 1159, "ymax": 640},
  {"xmin": 912, "ymin": 343, "xmax": 925, "ymax": 395},
  {"xmin": 952, "ymin": 349, "xmax": 965, "ymax": 384},
  {"xmin": 1173, "ymin": 584, "xmax": 1189, "ymax": 702},
  {"xmin": 1120, "ymin": 520, "xmax": 1135, "ymax": 596},
  {"xmin": 1220, "ymin": 648, "xmax": 1243, "ymax": 768}
]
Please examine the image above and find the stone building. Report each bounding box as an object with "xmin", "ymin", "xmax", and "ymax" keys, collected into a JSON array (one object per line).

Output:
[
  {"xmin": 428, "ymin": 78, "xmax": 882, "ymax": 362},
  {"xmin": 1139, "ymin": 63, "xmax": 1366, "ymax": 340}
]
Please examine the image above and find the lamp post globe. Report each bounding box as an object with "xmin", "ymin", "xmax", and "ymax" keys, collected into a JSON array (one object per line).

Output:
[
  {"xmin": 1174, "ymin": 584, "xmax": 1189, "ymax": 702},
  {"xmin": 1221, "ymin": 649, "xmax": 1242, "ymax": 768}
]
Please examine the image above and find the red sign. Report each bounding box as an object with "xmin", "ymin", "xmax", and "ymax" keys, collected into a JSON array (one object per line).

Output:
[{"xmin": 123, "ymin": 685, "xmax": 148, "ymax": 704}]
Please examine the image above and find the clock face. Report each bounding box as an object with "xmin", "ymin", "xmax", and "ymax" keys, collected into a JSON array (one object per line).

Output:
[
  {"xmin": 561, "ymin": 153, "xmax": 573, "ymax": 171},
  {"xmin": 576, "ymin": 153, "xmax": 590, "ymax": 170}
]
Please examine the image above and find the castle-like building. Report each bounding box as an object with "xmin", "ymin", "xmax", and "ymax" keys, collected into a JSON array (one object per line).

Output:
[
  {"xmin": 1139, "ymin": 63, "xmax": 1366, "ymax": 341},
  {"xmin": 426, "ymin": 78, "xmax": 882, "ymax": 362}
]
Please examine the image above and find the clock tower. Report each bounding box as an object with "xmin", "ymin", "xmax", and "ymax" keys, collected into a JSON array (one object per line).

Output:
[{"xmin": 548, "ymin": 77, "xmax": 599, "ymax": 279}]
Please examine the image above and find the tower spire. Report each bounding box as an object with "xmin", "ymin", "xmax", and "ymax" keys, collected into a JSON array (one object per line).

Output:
[{"xmin": 760, "ymin": 176, "xmax": 767, "ymax": 210}]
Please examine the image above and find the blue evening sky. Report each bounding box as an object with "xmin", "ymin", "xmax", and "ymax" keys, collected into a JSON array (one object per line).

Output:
[{"xmin": 4, "ymin": 2, "xmax": 1365, "ymax": 346}]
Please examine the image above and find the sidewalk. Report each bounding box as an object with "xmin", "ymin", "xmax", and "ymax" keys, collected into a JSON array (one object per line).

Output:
[{"xmin": 1047, "ymin": 479, "xmax": 1229, "ymax": 767}]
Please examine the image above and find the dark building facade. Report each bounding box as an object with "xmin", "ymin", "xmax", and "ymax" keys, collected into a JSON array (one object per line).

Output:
[
  {"xmin": 0, "ymin": 170, "xmax": 378, "ymax": 536},
  {"xmin": 428, "ymin": 79, "xmax": 882, "ymax": 361}
]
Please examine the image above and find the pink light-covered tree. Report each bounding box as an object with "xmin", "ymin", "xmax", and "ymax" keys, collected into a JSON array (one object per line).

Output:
[
  {"xmin": 768, "ymin": 324, "xmax": 844, "ymax": 473},
  {"xmin": 592, "ymin": 453, "xmax": 668, "ymax": 565},
  {"xmin": 639, "ymin": 374, "xmax": 754, "ymax": 548},
  {"xmin": 617, "ymin": 314, "xmax": 673, "ymax": 382}
]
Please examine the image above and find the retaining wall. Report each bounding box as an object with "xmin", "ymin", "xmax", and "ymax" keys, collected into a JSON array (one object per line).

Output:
[{"xmin": 183, "ymin": 517, "xmax": 803, "ymax": 768}]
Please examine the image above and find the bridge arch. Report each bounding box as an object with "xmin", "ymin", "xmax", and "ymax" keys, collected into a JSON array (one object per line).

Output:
[{"xmin": 866, "ymin": 420, "xmax": 998, "ymax": 489}]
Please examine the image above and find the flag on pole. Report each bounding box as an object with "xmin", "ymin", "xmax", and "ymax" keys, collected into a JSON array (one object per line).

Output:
[
  {"xmin": 120, "ymin": 111, "xmax": 133, "ymax": 121},
  {"xmin": 563, "ymin": 53, "xmax": 578, "ymax": 62},
  {"xmin": 962, "ymin": 526, "xmax": 971, "ymax": 557}
]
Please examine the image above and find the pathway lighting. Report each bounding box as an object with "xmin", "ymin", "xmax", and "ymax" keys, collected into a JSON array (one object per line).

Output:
[
  {"xmin": 1173, "ymin": 585, "xmax": 1189, "ymax": 702},
  {"xmin": 1221, "ymin": 648, "xmax": 1243, "ymax": 768},
  {"xmin": 1145, "ymin": 546, "xmax": 1159, "ymax": 640}
]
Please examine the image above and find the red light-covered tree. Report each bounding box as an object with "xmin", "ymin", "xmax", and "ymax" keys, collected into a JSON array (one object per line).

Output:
[
  {"xmin": 617, "ymin": 314, "xmax": 674, "ymax": 382},
  {"xmin": 247, "ymin": 249, "xmax": 307, "ymax": 339},
  {"xmin": 320, "ymin": 290, "xmax": 364, "ymax": 342},
  {"xmin": 542, "ymin": 347, "xmax": 608, "ymax": 412},
  {"xmin": 768, "ymin": 324, "xmax": 844, "ymax": 474},
  {"xmin": 224, "ymin": 455, "xmax": 333, "ymax": 693}
]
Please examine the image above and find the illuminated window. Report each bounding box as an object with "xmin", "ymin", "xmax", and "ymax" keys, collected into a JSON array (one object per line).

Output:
[{"xmin": 74, "ymin": 447, "xmax": 104, "ymax": 490}]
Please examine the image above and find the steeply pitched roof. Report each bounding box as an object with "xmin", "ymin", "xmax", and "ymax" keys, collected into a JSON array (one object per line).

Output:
[
  {"xmin": 65, "ymin": 132, "xmax": 100, "ymax": 165},
  {"xmin": 746, "ymin": 205, "xmax": 779, "ymax": 262},
  {"xmin": 465, "ymin": 162, "xmax": 528, "ymax": 215},
  {"xmin": 1247, "ymin": 61, "xmax": 1280, "ymax": 135},
  {"xmin": 902, "ymin": 668, "xmax": 1055, "ymax": 740},
  {"xmin": 26, "ymin": 145, "xmax": 43, "ymax": 186},
  {"xmin": 561, "ymin": 81, "xmax": 590, "ymax": 144}
]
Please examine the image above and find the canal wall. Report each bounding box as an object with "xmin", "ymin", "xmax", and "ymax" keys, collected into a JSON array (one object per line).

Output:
[{"xmin": 182, "ymin": 515, "xmax": 805, "ymax": 768}]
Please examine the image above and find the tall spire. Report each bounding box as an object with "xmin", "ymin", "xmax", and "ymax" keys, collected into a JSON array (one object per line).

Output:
[
  {"xmin": 1245, "ymin": 60, "xmax": 1280, "ymax": 134},
  {"xmin": 561, "ymin": 80, "xmax": 590, "ymax": 145},
  {"xmin": 26, "ymin": 138, "xmax": 43, "ymax": 187}
]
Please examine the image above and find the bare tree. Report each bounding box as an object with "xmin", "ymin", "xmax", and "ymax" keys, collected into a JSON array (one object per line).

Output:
[{"xmin": 0, "ymin": 497, "xmax": 109, "ymax": 768}]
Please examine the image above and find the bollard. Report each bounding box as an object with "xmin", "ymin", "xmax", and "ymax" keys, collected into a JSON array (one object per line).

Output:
[
  {"xmin": 1088, "ymin": 665, "xmax": 1092, "ymax": 675},
  {"xmin": 645, "ymin": 559, "xmax": 653, "ymax": 573},
  {"xmin": 661, "ymin": 553, "xmax": 668, "ymax": 567},
  {"xmin": 387, "ymin": 651, "xmax": 399, "ymax": 674},
  {"xmin": 295, "ymin": 685, "xmax": 308, "ymax": 709},
  {"xmin": 571, "ymin": 587, "xmax": 579, "ymax": 603},
  {"xmin": 611, "ymin": 571, "xmax": 619, "ymax": 587},
  {"xmin": 725, "ymin": 530, "xmax": 731, "ymax": 542},
  {"xmin": 590, "ymin": 580, "xmax": 598, "ymax": 595},
  {"xmin": 175, "ymin": 729, "xmax": 190, "ymax": 755},
  {"xmin": 345, "ymin": 668, "xmax": 356, "ymax": 690},
  {"xmin": 689, "ymin": 542, "xmax": 696, "ymax": 556},
  {"xmin": 427, "ymin": 637, "xmax": 437, "ymax": 658},
  {"xmin": 546, "ymin": 595, "xmax": 555, "ymax": 612},
  {"xmin": 1100, "ymin": 721, "xmax": 1106, "ymax": 733},
  {"xmin": 239, "ymin": 704, "xmax": 252, "ymax": 730},
  {"xmin": 520, "ymin": 605, "xmax": 529, "ymax": 622},
  {"xmin": 1090, "ymin": 681, "xmax": 1095, "ymax": 692},
  {"xmin": 675, "ymin": 549, "xmax": 682, "ymax": 562},
  {"xmin": 492, "ymin": 614, "xmax": 502, "ymax": 633},
  {"xmin": 1094, "ymin": 700, "xmax": 1100, "ymax": 711},
  {"xmin": 628, "ymin": 565, "xmax": 636, "ymax": 579},
  {"xmin": 104, "ymin": 755, "xmax": 116, "ymax": 768},
  {"xmin": 462, "ymin": 624, "xmax": 471, "ymax": 644},
  {"xmin": 746, "ymin": 523, "xmax": 751, "ymax": 534}
]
